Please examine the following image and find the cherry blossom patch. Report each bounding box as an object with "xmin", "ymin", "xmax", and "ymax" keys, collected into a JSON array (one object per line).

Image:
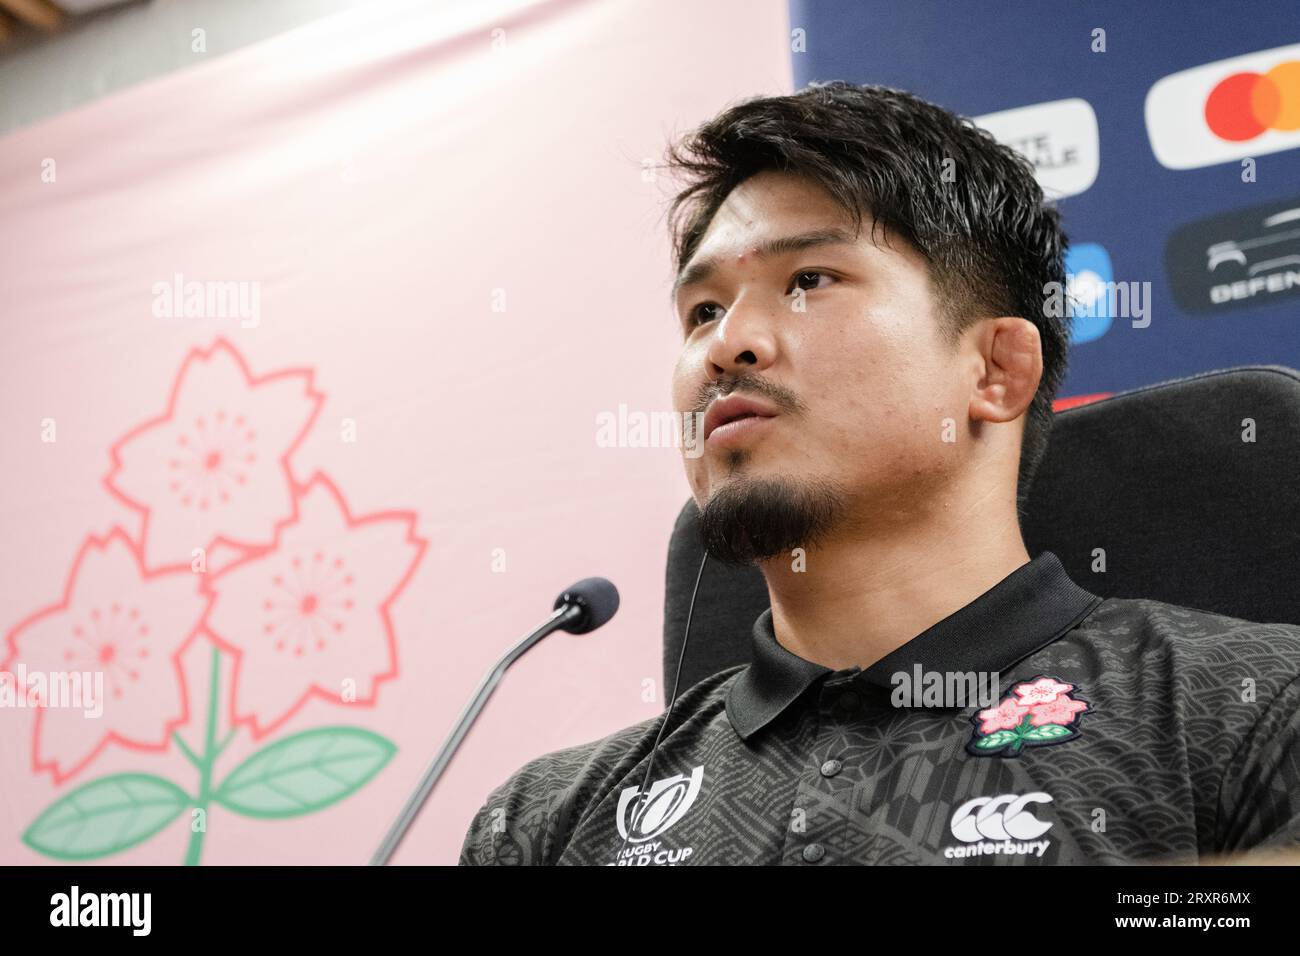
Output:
[{"xmin": 966, "ymin": 675, "xmax": 1088, "ymax": 758}]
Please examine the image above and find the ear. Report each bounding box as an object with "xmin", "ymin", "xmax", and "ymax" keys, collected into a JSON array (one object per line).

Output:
[{"xmin": 968, "ymin": 317, "xmax": 1043, "ymax": 424}]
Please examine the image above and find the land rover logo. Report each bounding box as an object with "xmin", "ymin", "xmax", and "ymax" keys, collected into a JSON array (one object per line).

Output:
[{"xmin": 1166, "ymin": 198, "xmax": 1300, "ymax": 314}]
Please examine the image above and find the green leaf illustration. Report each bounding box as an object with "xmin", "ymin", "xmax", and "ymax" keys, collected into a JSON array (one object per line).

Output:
[
  {"xmin": 24, "ymin": 773, "xmax": 191, "ymax": 861},
  {"xmin": 214, "ymin": 726, "xmax": 396, "ymax": 819},
  {"xmin": 973, "ymin": 730, "xmax": 1018, "ymax": 750},
  {"xmin": 1021, "ymin": 723, "xmax": 1072, "ymax": 741}
]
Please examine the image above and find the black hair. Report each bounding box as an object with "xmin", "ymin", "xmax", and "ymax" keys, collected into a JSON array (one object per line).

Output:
[{"xmin": 662, "ymin": 81, "xmax": 1070, "ymax": 516}]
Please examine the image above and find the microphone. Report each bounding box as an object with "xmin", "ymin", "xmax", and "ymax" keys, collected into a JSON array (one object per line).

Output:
[
  {"xmin": 552, "ymin": 576, "xmax": 620, "ymax": 634},
  {"xmin": 369, "ymin": 577, "xmax": 620, "ymax": 866}
]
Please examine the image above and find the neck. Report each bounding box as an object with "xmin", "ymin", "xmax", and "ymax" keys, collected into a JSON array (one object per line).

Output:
[{"xmin": 758, "ymin": 485, "xmax": 1030, "ymax": 672}]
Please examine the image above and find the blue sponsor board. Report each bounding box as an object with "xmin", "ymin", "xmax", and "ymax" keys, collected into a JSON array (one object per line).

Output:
[{"xmin": 790, "ymin": 0, "xmax": 1300, "ymax": 394}]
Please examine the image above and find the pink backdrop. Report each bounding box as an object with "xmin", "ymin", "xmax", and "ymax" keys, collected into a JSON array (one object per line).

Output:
[{"xmin": 0, "ymin": 0, "xmax": 792, "ymax": 864}]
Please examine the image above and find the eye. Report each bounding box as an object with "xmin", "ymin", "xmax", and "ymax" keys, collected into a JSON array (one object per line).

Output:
[
  {"xmin": 683, "ymin": 271, "xmax": 835, "ymax": 329},
  {"xmin": 686, "ymin": 302, "xmax": 724, "ymax": 328},
  {"xmin": 788, "ymin": 270, "xmax": 836, "ymax": 294}
]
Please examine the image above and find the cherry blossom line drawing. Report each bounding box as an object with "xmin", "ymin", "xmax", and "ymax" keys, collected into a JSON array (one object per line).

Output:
[{"xmin": 4, "ymin": 338, "xmax": 426, "ymax": 864}]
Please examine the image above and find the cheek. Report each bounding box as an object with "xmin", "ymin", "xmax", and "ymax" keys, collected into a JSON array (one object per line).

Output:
[
  {"xmin": 798, "ymin": 324, "xmax": 897, "ymax": 426},
  {"xmin": 802, "ymin": 324, "xmax": 950, "ymax": 461}
]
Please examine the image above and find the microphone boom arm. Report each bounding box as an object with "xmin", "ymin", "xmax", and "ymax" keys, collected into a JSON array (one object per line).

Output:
[{"xmin": 369, "ymin": 602, "xmax": 584, "ymax": 866}]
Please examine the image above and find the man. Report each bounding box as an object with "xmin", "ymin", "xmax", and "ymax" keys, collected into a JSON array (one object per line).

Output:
[{"xmin": 459, "ymin": 82, "xmax": 1300, "ymax": 865}]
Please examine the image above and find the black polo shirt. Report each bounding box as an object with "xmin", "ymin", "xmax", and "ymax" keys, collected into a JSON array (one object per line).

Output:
[{"xmin": 458, "ymin": 552, "xmax": 1300, "ymax": 865}]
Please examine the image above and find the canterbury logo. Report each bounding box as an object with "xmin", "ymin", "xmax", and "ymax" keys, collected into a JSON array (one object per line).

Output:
[
  {"xmin": 615, "ymin": 766, "xmax": 703, "ymax": 843},
  {"xmin": 950, "ymin": 792, "xmax": 1054, "ymax": 843}
]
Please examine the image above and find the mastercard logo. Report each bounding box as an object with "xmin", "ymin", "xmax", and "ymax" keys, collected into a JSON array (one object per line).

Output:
[
  {"xmin": 1147, "ymin": 43, "xmax": 1300, "ymax": 170},
  {"xmin": 1204, "ymin": 62, "xmax": 1300, "ymax": 141}
]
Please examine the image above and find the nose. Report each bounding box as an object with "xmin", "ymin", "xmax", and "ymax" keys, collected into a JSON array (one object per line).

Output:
[{"xmin": 704, "ymin": 297, "xmax": 778, "ymax": 382}]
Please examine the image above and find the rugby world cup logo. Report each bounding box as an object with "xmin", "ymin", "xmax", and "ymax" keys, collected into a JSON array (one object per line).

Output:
[{"xmin": 616, "ymin": 766, "xmax": 704, "ymax": 843}]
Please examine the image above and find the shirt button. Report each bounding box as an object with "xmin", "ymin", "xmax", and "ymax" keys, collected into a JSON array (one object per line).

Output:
[
  {"xmin": 802, "ymin": 843, "xmax": 825, "ymax": 863},
  {"xmin": 820, "ymin": 759, "xmax": 842, "ymax": 777},
  {"xmin": 836, "ymin": 691, "xmax": 861, "ymax": 713}
]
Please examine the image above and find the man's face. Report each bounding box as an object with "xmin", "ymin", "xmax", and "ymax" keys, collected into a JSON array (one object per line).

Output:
[{"xmin": 671, "ymin": 171, "xmax": 973, "ymax": 563}]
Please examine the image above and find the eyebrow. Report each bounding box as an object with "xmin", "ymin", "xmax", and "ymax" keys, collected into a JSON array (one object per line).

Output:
[{"xmin": 670, "ymin": 226, "xmax": 860, "ymax": 303}]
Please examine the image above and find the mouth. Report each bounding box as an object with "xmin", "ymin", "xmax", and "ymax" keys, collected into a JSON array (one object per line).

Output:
[{"xmin": 701, "ymin": 393, "xmax": 780, "ymax": 445}]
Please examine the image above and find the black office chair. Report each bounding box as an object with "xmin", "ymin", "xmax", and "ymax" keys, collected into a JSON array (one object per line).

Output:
[{"xmin": 663, "ymin": 365, "xmax": 1300, "ymax": 692}]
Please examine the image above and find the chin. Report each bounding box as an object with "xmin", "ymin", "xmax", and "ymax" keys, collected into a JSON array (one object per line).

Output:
[{"xmin": 695, "ymin": 471, "xmax": 849, "ymax": 566}]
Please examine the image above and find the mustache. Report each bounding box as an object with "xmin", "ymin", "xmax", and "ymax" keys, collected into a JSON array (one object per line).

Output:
[{"xmin": 690, "ymin": 373, "xmax": 806, "ymax": 417}]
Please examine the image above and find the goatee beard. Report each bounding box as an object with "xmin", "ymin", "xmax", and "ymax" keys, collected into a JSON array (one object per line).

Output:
[{"xmin": 698, "ymin": 476, "xmax": 847, "ymax": 566}]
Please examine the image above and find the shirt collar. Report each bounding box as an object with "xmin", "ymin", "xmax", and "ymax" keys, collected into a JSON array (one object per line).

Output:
[{"xmin": 725, "ymin": 551, "xmax": 1102, "ymax": 741}]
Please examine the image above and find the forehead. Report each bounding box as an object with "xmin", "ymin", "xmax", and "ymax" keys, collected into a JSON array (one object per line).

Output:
[
  {"xmin": 673, "ymin": 172, "xmax": 867, "ymax": 298},
  {"xmin": 701, "ymin": 172, "xmax": 852, "ymax": 251}
]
